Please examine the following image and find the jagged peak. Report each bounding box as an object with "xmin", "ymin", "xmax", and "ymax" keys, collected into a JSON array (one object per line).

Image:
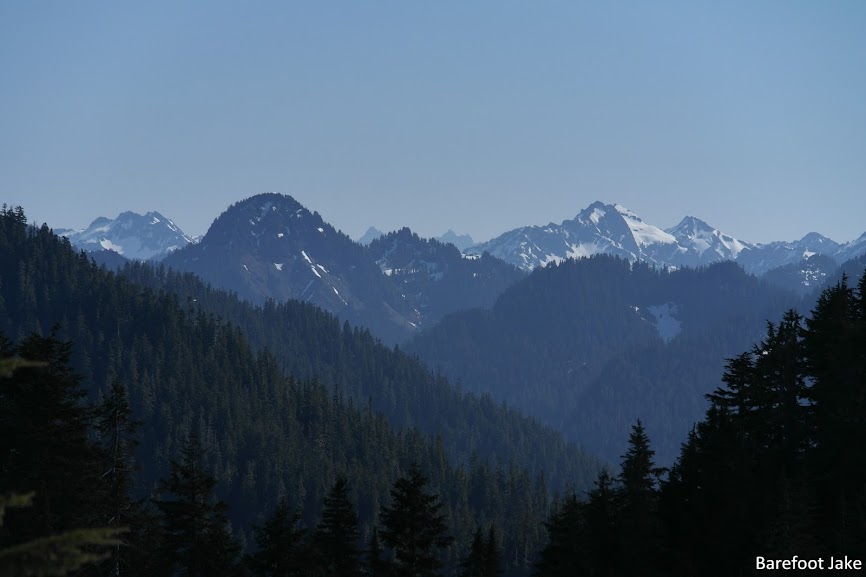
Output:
[
  {"xmin": 574, "ymin": 200, "xmax": 614, "ymax": 224},
  {"xmin": 666, "ymin": 215, "xmax": 714, "ymax": 235}
]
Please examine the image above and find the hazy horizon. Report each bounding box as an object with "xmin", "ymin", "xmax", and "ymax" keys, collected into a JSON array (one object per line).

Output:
[{"xmin": 3, "ymin": 1, "xmax": 865, "ymax": 244}]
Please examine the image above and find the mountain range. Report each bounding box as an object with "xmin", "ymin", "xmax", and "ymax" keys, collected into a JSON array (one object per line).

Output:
[
  {"xmin": 467, "ymin": 201, "xmax": 866, "ymax": 276},
  {"xmin": 56, "ymin": 196, "xmax": 866, "ymax": 343},
  {"xmin": 159, "ymin": 193, "xmax": 512, "ymax": 344}
]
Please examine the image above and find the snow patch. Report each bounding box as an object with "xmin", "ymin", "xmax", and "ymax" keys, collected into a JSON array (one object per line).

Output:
[
  {"xmin": 99, "ymin": 238, "xmax": 124, "ymax": 254},
  {"xmin": 615, "ymin": 204, "xmax": 676, "ymax": 246},
  {"xmin": 332, "ymin": 286, "xmax": 348, "ymax": 305},
  {"xmin": 274, "ymin": 263, "xmax": 283, "ymax": 271},
  {"xmin": 589, "ymin": 207, "xmax": 606, "ymax": 224},
  {"xmin": 646, "ymin": 303, "xmax": 681, "ymax": 343}
]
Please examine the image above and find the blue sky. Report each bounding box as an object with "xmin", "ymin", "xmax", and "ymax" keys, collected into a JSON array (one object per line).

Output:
[{"xmin": 2, "ymin": 1, "xmax": 865, "ymax": 244}]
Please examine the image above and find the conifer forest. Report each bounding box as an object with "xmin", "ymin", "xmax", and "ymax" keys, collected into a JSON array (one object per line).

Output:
[{"xmin": 2, "ymin": 203, "xmax": 866, "ymax": 576}]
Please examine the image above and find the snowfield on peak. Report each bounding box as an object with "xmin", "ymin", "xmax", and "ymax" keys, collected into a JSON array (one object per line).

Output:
[
  {"xmin": 59, "ymin": 211, "xmax": 195, "ymax": 261},
  {"xmin": 469, "ymin": 202, "xmax": 749, "ymax": 271}
]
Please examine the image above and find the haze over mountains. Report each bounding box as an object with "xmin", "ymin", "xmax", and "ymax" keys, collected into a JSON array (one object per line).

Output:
[
  {"xmin": 467, "ymin": 200, "xmax": 866, "ymax": 275},
  {"xmin": 9, "ymin": 193, "xmax": 866, "ymax": 574},
  {"xmin": 58, "ymin": 196, "xmax": 866, "ymax": 319},
  {"xmin": 56, "ymin": 210, "xmax": 196, "ymax": 261},
  {"xmin": 61, "ymin": 197, "xmax": 866, "ymax": 282}
]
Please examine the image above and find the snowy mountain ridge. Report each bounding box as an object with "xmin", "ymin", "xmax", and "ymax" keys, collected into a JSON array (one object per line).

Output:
[
  {"xmin": 56, "ymin": 211, "xmax": 195, "ymax": 261},
  {"xmin": 468, "ymin": 201, "xmax": 866, "ymax": 273}
]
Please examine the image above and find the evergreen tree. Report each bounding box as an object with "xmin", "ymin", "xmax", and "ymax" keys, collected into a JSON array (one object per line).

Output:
[
  {"xmin": 583, "ymin": 469, "xmax": 617, "ymax": 576},
  {"xmin": 532, "ymin": 493, "xmax": 585, "ymax": 577},
  {"xmin": 153, "ymin": 431, "xmax": 240, "ymax": 576},
  {"xmin": 248, "ymin": 499, "xmax": 310, "ymax": 577},
  {"xmin": 247, "ymin": 499, "xmax": 311, "ymax": 577},
  {"xmin": 365, "ymin": 527, "xmax": 390, "ymax": 577},
  {"xmin": 482, "ymin": 525, "xmax": 502, "ymax": 577},
  {"xmin": 616, "ymin": 420, "xmax": 662, "ymax": 577},
  {"xmin": 0, "ymin": 491, "xmax": 125, "ymax": 577},
  {"xmin": 458, "ymin": 528, "xmax": 485, "ymax": 577},
  {"xmin": 379, "ymin": 463, "xmax": 453, "ymax": 577},
  {"xmin": 94, "ymin": 379, "xmax": 142, "ymax": 576},
  {"xmin": 314, "ymin": 476, "xmax": 361, "ymax": 577},
  {"xmin": 0, "ymin": 329, "xmax": 105, "ymax": 545}
]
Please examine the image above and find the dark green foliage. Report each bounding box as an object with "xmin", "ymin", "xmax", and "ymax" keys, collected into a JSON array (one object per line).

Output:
[
  {"xmin": 365, "ymin": 528, "xmax": 389, "ymax": 577},
  {"xmin": 367, "ymin": 228, "xmax": 524, "ymax": 325},
  {"xmin": 459, "ymin": 528, "xmax": 486, "ymax": 577},
  {"xmin": 114, "ymin": 260, "xmax": 596, "ymax": 494},
  {"xmin": 407, "ymin": 255, "xmax": 800, "ymax": 463},
  {"xmin": 0, "ymin": 207, "xmax": 598, "ymax": 573},
  {"xmin": 0, "ymin": 328, "xmax": 105, "ymax": 546},
  {"xmin": 247, "ymin": 500, "xmax": 309, "ymax": 577},
  {"xmin": 379, "ymin": 463, "xmax": 454, "ymax": 576},
  {"xmin": 615, "ymin": 421, "xmax": 662, "ymax": 576},
  {"xmin": 10, "ymin": 204, "xmax": 866, "ymax": 575},
  {"xmin": 457, "ymin": 525, "xmax": 501, "ymax": 577},
  {"xmin": 483, "ymin": 526, "xmax": 502, "ymax": 577},
  {"xmin": 532, "ymin": 494, "xmax": 583, "ymax": 577},
  {"xmin": 0, "ymin": 352, "xmax": 135, "ymax": 576},
  {"xmin": 154, "ymin": 431, "xmax": 241, "ymax": 576},
  {"xmin": 0, "ymin": 492, "xmax": 124, "ymax": 577},
  {"xmin": 314, "ymin": 477, "xmax": 361, "ymax": 576},
  {"xmin": 94, "ymin": 379, "xmax": 142, "ymax": 575}
]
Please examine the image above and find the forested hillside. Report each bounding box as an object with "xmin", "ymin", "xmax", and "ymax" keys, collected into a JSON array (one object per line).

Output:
[
  {"xmin": 408, "ymin": 255, "xmax": 801, "ymax": 463},
  {"xmin": 535, "ymin": 272, "xmax": 866, "ymax": 576},
  {"xmin": 0, "ymin": 206, "xmax": 595, "ymax": 575}
]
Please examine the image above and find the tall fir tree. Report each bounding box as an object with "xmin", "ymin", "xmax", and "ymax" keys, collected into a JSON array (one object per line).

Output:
[
  {"xmin": 532, "ymin": 493, "xmax": 585, "ymax": 577},
  {"xmin": 0, "ymin": 329, "xmax": 106, "ymax": 545},
  {"xmin": 314, "ymin": 476, "xmax": 362, "ymax": 577},
  {"xmin": 616, "ymin": 420, "xmax": 662, "ymax": 577},
  {"xmin": 153, "ymin": 431, "xmax": 240, "ymax": 576},
  {"xmin": 379, "ymin": 463, "xmax": 453, "ymax": 577},
  {"xmin": 94, "ymin": 379, "xmax": 143, "ymax": 576},
  {"xmin": 483, "ymin": 525, "xmax": 502, "ymax": 577},
  {"xmin": 458, "ymin": 528, "xmax": 485, "ymax": 577}
]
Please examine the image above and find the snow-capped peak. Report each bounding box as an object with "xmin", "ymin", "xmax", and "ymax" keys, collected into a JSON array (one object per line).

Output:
[
  {"xmin": 613, "ymin": 204, "xmax": 676, "ymax": 247},
  {"xmin": 59, "ymin": 210, "xmax": 194, "ymax": 261}
]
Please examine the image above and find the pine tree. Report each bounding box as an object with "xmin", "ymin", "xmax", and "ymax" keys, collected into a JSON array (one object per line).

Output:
[
  {"xmin": 314, "ymin": 476, "xmax": 361, "ymax": 576},
  {"xmin": 458, "ymin": 528, "xmax": 485, "ymax": 577},
  {"xmin": 95, "ymin": 379, "xmax": 142, "ymax": 576},
  {"xmin": 248, "ymin": 499, "xmax": 309, "ymax": 577},
  {"xmin": 154, "ymin": 431, "xmax": 240, "ymax": 576},
  {"xmin": 583, "ymin": 469, "xmax": 617, "ymax": 576},
  {"xmin": 482, "ymin": 525, "xmax": 502, "ymax": 577},
  {"xmin": 379, "ymin": 463, "xmax": 453, "ymax": 577},
  {"xmin": 533, "ymin": 493, "xmax": 585, "ymax": 577},
  {"xmin": 0, "ymin": 491, "xmax": 125, "ymax": 577},
  {"xmin": 616, "ymin": 420, "xmax": 662, "ymax": 577},
  {"xmin": 365, "ymin": 527, "xmax": 390, "ymax": 577},
  {"xmin": 0, "ymin": 357, "xmax": 125, "ymax": 576},
  {"xmin": 0, "ymin": 329, "xmax": 106, "ymax": 545}
]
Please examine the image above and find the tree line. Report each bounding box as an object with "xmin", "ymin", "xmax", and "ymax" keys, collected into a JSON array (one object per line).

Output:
[{"xmin": 532, "ymin": 272, "xmax": 866, "ymax": 576}]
